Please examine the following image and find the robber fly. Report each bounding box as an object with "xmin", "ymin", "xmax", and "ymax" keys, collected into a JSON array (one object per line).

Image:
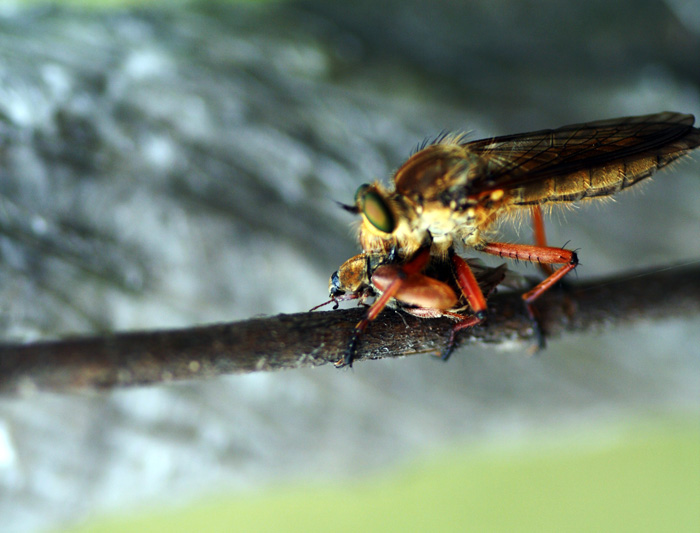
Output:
[{"xmin": 322, "ymin": 112, "xmax": 700, "ymax": 367}]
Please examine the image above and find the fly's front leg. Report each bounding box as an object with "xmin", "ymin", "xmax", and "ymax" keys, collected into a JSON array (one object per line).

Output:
[
  {"xmin": 479, "ymin": 241, "xmax": 579, "ymax": 347},
  {"xmin": 337, "ymin": 247, "xmax": 432, "ymax": 368}
]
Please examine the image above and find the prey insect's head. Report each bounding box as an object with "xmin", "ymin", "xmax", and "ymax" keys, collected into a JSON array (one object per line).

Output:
[
  {"xmin": 329, "ymin": 270, "xmax": 344, "ymax": 299},
  {"xmin": 330, "ymin": 253, "xmax": 370, "ymax": 296},
  {"xmin": 317, "ymin": 253, "xmax": 376, "ymax": 309},
  {"xmin": 310, "ymin": 259, "xmax": 370, "ymax": 312}
]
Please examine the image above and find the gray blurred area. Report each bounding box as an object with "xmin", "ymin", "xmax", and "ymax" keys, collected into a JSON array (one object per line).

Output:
[{"xmin": 0, "ymin": 1, "xmax": 699, "ymax": 531}]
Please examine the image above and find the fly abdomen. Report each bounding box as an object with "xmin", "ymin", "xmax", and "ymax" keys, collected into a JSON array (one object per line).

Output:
[{"xmin": 513, "ymin": 132, "xmax": 700, "ymax": 206}]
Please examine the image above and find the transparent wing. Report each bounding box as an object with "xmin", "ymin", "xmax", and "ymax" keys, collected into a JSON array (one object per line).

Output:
[{"xmin": 464, "ymin": 112, "xmax": 700, "ymax": 192}]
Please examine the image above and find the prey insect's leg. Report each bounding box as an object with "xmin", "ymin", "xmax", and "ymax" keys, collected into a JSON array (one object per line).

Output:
[
  {"xmin": 531, "ymin": 206, "xmax": 553, "ymax": 276},
  {"xmin": 439, "ymin": 255, "xmax": 489, "ymax": 361},
  {"xmin": 480, "ymin": 242, "xmax": 578, "ymax": 347},
  {"xmin": 338, "ymin": 248, "xmax": 432, "ymax": 368}
]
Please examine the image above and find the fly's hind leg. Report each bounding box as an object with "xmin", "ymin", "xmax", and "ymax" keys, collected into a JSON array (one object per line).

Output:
[
  {"xmin": 479, "ymin": 241, "xmax": 579, "ymax": 348},
  {"xmin": 531, "ymin": 206, "xmax": 553, "ymax": 276}
]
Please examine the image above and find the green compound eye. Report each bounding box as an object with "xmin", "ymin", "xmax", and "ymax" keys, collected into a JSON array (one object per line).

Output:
[{"xmin": 355, "ymin": 184, "xmax": 396, "ymax": 233}]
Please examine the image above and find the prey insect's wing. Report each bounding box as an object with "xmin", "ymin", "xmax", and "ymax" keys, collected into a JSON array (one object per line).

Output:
[{"xmin": 463, "ymin": 112, "xmax": 700, "ymax": 204}]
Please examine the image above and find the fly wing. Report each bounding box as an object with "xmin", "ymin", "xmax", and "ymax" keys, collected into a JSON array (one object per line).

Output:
[{"xmin": 463, "ymin": 112, "xmax": 700, "ymax": 203}]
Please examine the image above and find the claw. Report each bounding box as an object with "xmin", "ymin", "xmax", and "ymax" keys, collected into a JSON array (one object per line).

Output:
[
  {"xmin": 439, "ymin": 312, "xmax": 486, "ymax": 361},
  {"xmin": 524, "ymin": 302, "xmax": 546, "ymax": 352},
  {"xmin": 336, "ymin": 319, "xmax": 366, "ymax": 368}
]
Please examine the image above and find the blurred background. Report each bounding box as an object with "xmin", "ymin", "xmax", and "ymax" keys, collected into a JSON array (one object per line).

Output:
[{"xmin": 0, "ymin": 1, "xmax": 698, "ymax": 531}]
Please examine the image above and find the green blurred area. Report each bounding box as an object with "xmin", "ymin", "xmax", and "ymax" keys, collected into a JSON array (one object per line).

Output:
[{"xmin": 68, "ymin": 419, "xmax": 700, "ymax": 533}]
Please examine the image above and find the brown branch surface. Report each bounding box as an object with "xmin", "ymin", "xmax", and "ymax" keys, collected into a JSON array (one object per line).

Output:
[{"xmin": 1, "ymin": 263, "xmax": 699, "ymax": 393}]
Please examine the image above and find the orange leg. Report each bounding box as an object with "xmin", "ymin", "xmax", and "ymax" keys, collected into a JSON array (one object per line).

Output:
[
  {"xmin": 441, "ymin": 315, "xmax": 484, "ymax": 361},
  {"xmin": 338, "ymin": 247, "xmax": 432, "ymax": 367},
  {"xmin": 452, "ymin": 255, "xmax": 488, "ymax": 317},
  {"xmin": 438, "ymin": 254, "xmax": 489, "ymax": 360},
  {"xmin": 531, "ymin": 206, "xmax": 553, "ymax": 276},
  {"xmin": 480, "ymin": 241, "xmax": 578, "ymax": 347}
]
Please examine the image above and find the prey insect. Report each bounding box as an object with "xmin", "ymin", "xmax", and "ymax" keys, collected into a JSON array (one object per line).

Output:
[
  {"xmin": 321, "ymin": 112, "xmax": 700, "ymax": 367},
  {"xmin": 313, "ymin": 249, "xmax": 511, "ymax": 361}
]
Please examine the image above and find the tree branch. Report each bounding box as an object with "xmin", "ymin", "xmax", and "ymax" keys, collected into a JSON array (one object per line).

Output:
[{"xmin": 1, "ymin": 263, "xmax": 699, "ymax": 393}]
